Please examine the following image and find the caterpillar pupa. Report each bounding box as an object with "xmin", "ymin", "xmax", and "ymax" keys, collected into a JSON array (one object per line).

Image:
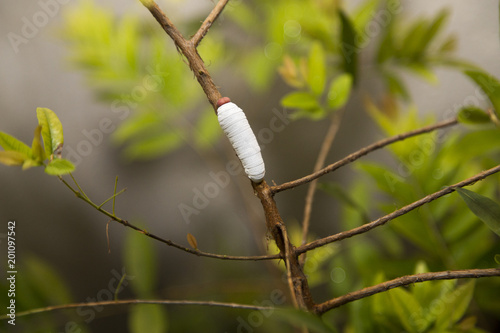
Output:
[{"xmin": 217, "ymin": 97, "xmax": 265, "ymax": 183}]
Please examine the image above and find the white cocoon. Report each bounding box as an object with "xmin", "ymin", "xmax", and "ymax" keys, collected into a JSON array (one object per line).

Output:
[{"xmin": 217, "ymin": 102, "xmax": 265, "ymax": 183}]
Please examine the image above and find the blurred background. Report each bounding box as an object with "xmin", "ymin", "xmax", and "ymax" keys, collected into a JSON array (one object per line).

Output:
[{"xmin": 1, "ymin": 0, "xmax": 500, "ymax": 332}]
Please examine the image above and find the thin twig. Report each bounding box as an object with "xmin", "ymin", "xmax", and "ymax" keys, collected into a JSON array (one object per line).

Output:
[
  {"xmin": 300, "ymin": 110, "xmax": 344, "ymax": 266},
  {"xmin": 297, "ymin": 163, "xmax": 500, "ymax": 255},
  {"xmin": 191, "ymin": 0, "xmax": 230, "ymax": 47},
  {"xmin": 1, "ymin": 299, "xmax": 274, "ymax": 320},
  {"xmin": 58, "ymin": 175, "xmax": 280, "ymax": 261},
  {"xmin": 271, "ymin": 118, "xmax": 458, "ymax": 194},
  {"xmin": 314, "ymin": 268, "xmax": 500, "ymax": 315}
]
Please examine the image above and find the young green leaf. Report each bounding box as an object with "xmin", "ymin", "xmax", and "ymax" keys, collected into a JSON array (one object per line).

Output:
[
  {"xmin": 456, "ymin": 187, "xmax": 500, "ymax": 237},
  {"xmin": 44, "ymin": 158, "xmax": 75, "ymax": 176},
  {"xmin": 281, "ymin": 91, "xmax": 319, "ymax": 109},
  {"xmin": 307, "ymin": 42, "xmax": 326, "ymax": 96},
  {"xmin": 0, "ymin": 151, "xmax": 28, "ymax": 166},
  {"xmin": 327, "ymin": 73, "xmax": 353, "ymax": 110},
  {"xmin": 31, "ymin": 125, "xmax": 46, "ymax": 163},
  {"xmin": 36, "ymin": 107, "xmax": 64, "ymax": 157},
  {"xmin": 0, "ymin": 131, "xmax": 33, "ymax": 157},
  {"xmin": 495, "ymin": 254, "xmax": 500, "ymax": 264},
  {"xmin": 463, "ymin": 70, "xmax": 500, "ymax": 119},
  {"xmin": 338, "ymin": 9, "xmax": 358, "ymax": 82},
  {"xmin": 457, "ymin": 106, "xmax": 491, "ymax": 124}
]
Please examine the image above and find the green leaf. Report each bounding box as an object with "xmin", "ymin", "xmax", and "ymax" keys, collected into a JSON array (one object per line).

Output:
[
  {"xmin": 36, "ymin": 107, "xmax": 64, "ymax": 157},
  {"xmin": 400, "ymin": 20, "xmax": 430, "ymax": 60},
  {"xmin": 338, "ymin": 9, "xmax": 358, "ymax": 82},
  {"xmin": 0, "ymin": 151, "xmax": 29, "ymax": 166},
  {"xmin": 457, "ymin": 106, "xmax": 492, "ymax": 124},
  {"xmin": 327, "ymin": 73, "xmax": 353, "ymax": 110},
  {"xmin": 124, "ymin": 223, "xmax": 157, "ymax": 298},
  {"xmin": 456, "ymin": 187, "xmax": 500, "ymax": 237},
  {"xmin": 45, "ymin": 158, "xmax": 75, "ymax": 175},
  {"xmin": 129, "ymin": 304, "xmax": 168, "ymax": 333},
  {"xmin": 281, "ymin": 91, "xmax": 319, "ymax": 109},
  {"xmin": 0, "ymin": 131, "xmax": 33, "ymax": 157},
  {"xmin": 31, "ymin": 125, "xmax": 46, "ymax": 163},
  {"xmin": 463, "ymin": 70, "xmax": 500, "ymax": 119},
  {"xmin": 274, "ymin": 308, "xmax": 336, "ymax": 333},
  {"xmin": 495, "ymin": 254, "xmax": 500, "ymax": 264},
  {"xmin": 419, "ymin": 9, "xmax": 449, "ymax": 53},
  {"xmin": 22, "ymin": 158, "xmax": 43, "ymax": 170},
  {"xmin": 307, "ymin": 42, "xmax": 326, "ymax": 96}
]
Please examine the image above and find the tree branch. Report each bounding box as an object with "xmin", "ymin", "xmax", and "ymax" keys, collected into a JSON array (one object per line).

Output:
[
  {"xmin": 59, "ymin": 175, "xmax": 280, "ymax": 261},
  {"xmin": 314, "ymin": 268, "xmax": 500, "ymax": 315},
  {"xmin": 271, "ymin": 118, "xmax": 458, "ymax": 194},
  {"xmin": 191, "ymin": 0, "xmax": 229, "ymax": 47},
  {"xmin": 297, "ymin": 163, "xmax": 500, "ymax": 255},
  {"xmin": 1, "ymin": 299, "xmax": 274, "ymax": 320}
]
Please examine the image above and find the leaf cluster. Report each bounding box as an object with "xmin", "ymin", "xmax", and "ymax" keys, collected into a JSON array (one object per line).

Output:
[{"xmin": 0, "ymin": 108, "xmax": 74, "ymax": 175}]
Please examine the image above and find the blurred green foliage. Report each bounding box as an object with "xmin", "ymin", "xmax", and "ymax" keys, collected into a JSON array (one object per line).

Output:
[{"xmin": 2, "ymin": 0, "xmax": 500, "ymax": 332}]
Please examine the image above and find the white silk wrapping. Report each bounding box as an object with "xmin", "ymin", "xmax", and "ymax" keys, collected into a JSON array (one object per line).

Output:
[{"xmin": 217, "ymin": 102, "xmax": 265, "ymax": 183}]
